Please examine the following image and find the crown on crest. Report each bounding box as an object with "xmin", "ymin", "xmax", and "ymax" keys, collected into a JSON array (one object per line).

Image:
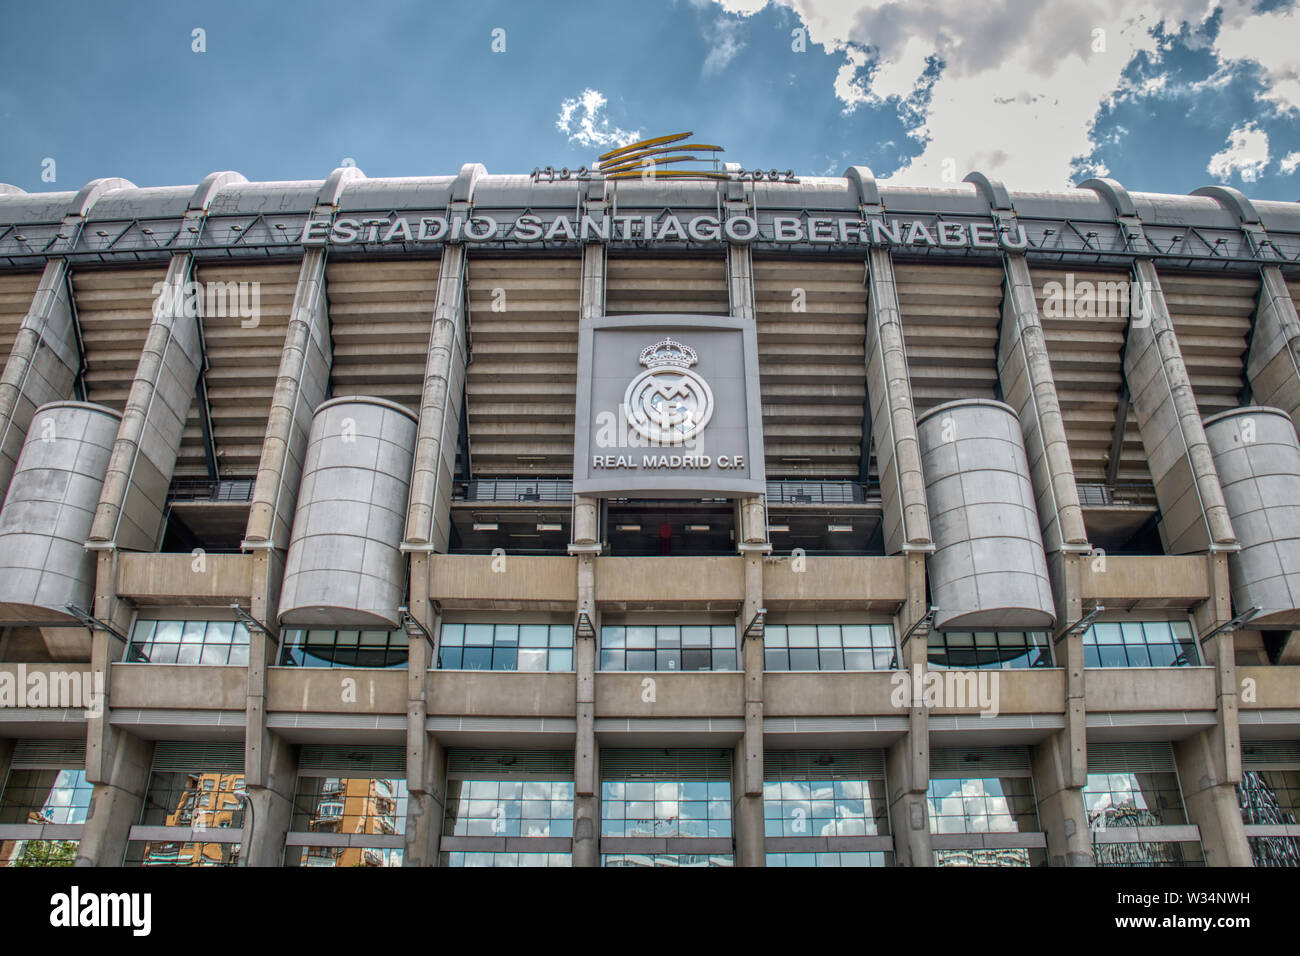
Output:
[{"xmin": 639, "ymin": 338, "xmax": 697, "ymax": 370}]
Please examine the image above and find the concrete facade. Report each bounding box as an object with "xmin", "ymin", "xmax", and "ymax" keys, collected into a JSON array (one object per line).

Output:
[{"xmin": 0, "ymin": 166, "xmax": 1297, "ymax": 868}]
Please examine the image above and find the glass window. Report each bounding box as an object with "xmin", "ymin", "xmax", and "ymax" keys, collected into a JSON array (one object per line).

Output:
[
  {"xmin": 926, "ymin": 777, "xmax": 1040, "ymax": 834},
  {"xmin": 601, "ymin": 779, "xmax": 732, "ymax": 838},
  {"xmin": 1093, "ymin": 842, "xmax": 1205, "ymax": 867},
  {"xmin": 928, "ymin": 631, "xmax": 1051, "ymax": 669},
  {"xmin": 603, "ymin": 853, "xmax": 732, "ymax": 867},
  {"xmin": 1084, "ymin": 771, "xmax": 1188, "ymax": 828},
  {"xmin": 437, "ymin": 623, "xmax": 573, "ymax": 672},
  {"xmin": 2, "ymin": 839, "xmax": 79, "ymax": 867},
  {"xmin": 763, "ymin": 777, "xmax": 889, "ymax": 838},
  {"xmin": 126, "ymin": 619, "xmax": 249, "ymax": 666},
  {"xmin": 139, "ymin": 771, "xmax": 245, "ymax": 829},
  {"xmin": 443, "ymin": 851, "xmax": 572, "ymax": 867},
  {"xmin": 443, "ymin": 778, "xmax": 574, "ymax": 839},
  {"xmin": 934, "ymin": 848, "xmax": 1046, "ymax": 867},
  {"xmin": 124, "ymin": 841, "xmax": 241, "ymax": 867},
  {"xmin": 279, "ymin": 628, "xmax": 407, "ymax": 669},
  {"xmin": 766, "ymin": 851, "xmax": 891, "ymax": 867},
  {"xmin": 600, "ymin": 625, "xmax": 737, "ymax": 671},
  {"xmin": 0, "ymin": 769, "xmax": 93, "ymax": 826},
  {"xmin": 291, "ymin": 776, "xmax": 408, "ymax": 836},
  {"xmin": 1082, "ymin": 620, "xmax": 1199, "ymax": 668},
  {"xmin": 286, "ymin": 846, "xmax": 404, "ymax": 867},
  {"xmin": 765, "ymin": 623, "xmax": 897, "ymax": 671}
]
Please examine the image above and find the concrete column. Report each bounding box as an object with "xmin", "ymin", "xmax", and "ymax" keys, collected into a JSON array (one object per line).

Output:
[
  {"xmin": 1032, "ymin": 731, "xmax": 1093, "ymax": 866},
  {"xmin": 1177, "ymin": 551, "xmax": 1251, "ymax": 865},
  {"xmin": 571, "ymin": 492, "xmax": 601, "ymax": 867},
  {"xmin": 724, "ymin": 186, "xmax": 769, "ymax": 867},
  {"xmin": 571, "ymin": 207, "xmax": 607, "ymax": 868},
  {"xmin": 735, "ymin": 505, "xmax": 766, "ymax": 867},
  {"xmin": 88, "ymin": 253, "xmax": 203, "ymax": 552},
  {"xmin": 0, "ymin": 258, "xmax": 79, "ymax": 501},
  {"xmin": 403, "ymin": 244, "xmax": 467, "ymax": 551},
  {"xmin": 243, "ymin": 729, "xmax": 295, "ymax": 866},
  {"xmin": 865, "ymin": 248, "xmax": 933, "ymax": 553},
  {"xmin": 1038, "ymin": 552, "xmax": 1092, "ymax": 865},
  {"xmin": 1175, "ymin": 726, "xmax": 1252, "ymax": 866},
  {"xmin": 79, "ymin": 611, "xmax": 152, "ymax": 866},
  {"xmin": 244, "ymin": 247, "xmax": 332, "ymax": 551},
  {"xmin": 404, "ymin": 551, "xmax": 444, "ymax": 867},
  {"xmin": 78, "ymin": 551, "xmax": 147, "ymax": 866},
  {"xmin": 889, "ymin": 551, "xmax": 933, "ymax": 866}
]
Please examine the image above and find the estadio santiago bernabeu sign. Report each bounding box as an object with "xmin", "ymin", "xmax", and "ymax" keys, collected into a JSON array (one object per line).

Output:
[
  {"xmin": 299, "ymin": 212, "xmax": 1031, "ymax": 251},
  {"xmin": 574, "ymin": 315, "xmax": 765, "ymax": 497}
]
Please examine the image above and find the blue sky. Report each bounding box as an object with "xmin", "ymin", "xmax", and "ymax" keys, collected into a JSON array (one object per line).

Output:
[{"xmin": 0, "ymin": 0, "xmax": 1297, "ymax": 199}]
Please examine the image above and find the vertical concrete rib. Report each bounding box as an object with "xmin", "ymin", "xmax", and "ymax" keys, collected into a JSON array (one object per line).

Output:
[
  {"xmin": 847, "ymin": 167, "xmax": 931, "ymax": 556},
  {"xmin": 723, "ymin": 170, "xmax": 768, "ymax": 867},
  {"xmin": 403, "ymin": 163, "xmax": 478, "ymax": 867},
  {"xmin": 846, "ymin": 165, "xmax": 934, "ymax": 866},
  {"xmin": 966, "ymin": 173, "xmax": 1092, "ymax": 861},
  {"xmin": 86, "ymin": 253, "xmax": 202, "ymax": 552},
  {"xmin": 0, "ymin": 259, "xmax": 80, "ymax": 500},
  {"xmin": 571, "ymin": 178, "xmax": 607, "ymax": 868}
]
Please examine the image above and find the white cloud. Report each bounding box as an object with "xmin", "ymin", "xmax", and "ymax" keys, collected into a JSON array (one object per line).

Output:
[
  {"xmin": 1208, "ymin": 123, "xmax": 1270, "ymax": 183},
  {"xmin": 703, "ymin": 17, "xmax": 747, "ymax": 76},
  {"xmin": 1213, "ymin": 0, "xmax": 1300, "ymax": 116},
  {"xmin": 1281, "ymin": 151, "xmax": 1300, "ymax": 175},
  {"xmin": 708, "ymin": 0, "xmax": 1298, "ymax": 189},
  {"xmin": 555, "ymin": 89, "xmax": 642, "ymax": 150}
]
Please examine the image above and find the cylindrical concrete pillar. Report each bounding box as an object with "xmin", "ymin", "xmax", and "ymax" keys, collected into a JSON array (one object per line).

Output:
[
  {"xmin": 916, "ymin": 399, "xmax": 1055, "ymax": 630},
  {"xmin": 0, "ymin": 401, "xmax": 121, "ymax": 622},
  {"xmin": 278, "ymin": 396, "xmax": 418, "ymax": 628},
  {"xmin": 1204, "ymin": 406, "xmax": 1300, "ymax": 628}
]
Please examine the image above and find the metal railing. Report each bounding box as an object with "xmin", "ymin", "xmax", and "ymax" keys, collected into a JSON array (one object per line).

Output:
[
  {"xmin": 167, "ymin": 478, "xmax": 256, "ymax": 503},
  {"xmin": 456, "ymin": 478, "xmax": 877, "ymax": 505},
  {"xmin": 1076, "ymin": 483, "xmax": 1159, "ymax": 508}
]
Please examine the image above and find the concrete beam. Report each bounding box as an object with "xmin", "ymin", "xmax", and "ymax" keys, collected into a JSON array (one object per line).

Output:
[{"xmin": 0, "ymin": 259, "xmax": 80, "ymax": 501}]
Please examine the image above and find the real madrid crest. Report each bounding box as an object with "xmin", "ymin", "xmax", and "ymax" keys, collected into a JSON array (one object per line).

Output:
[{"xmin": 623, "ymin": 337, "xmax": 714, "ymax": 444}]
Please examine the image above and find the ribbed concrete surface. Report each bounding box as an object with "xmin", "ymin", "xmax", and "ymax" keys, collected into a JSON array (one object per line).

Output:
[
  {"xmin": 1204, "ymin": 406, "xmax": 1300, "ymax": 627},
  {"xmin": 917, "ymin": 398, "xmax": 1055, "ymax": 630},
  {"xmin": 278, "ymin": 396, "xmax": 417, "ymax": 627},
  {"xmin": 0, "ymin": 401, "xmax": 121, "ymax": 622}
]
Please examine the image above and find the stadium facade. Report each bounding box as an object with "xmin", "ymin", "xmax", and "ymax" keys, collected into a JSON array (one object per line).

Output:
[{"xmin": 0, "ymin": 162, "xmax": 1297, "ymax": 867}]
